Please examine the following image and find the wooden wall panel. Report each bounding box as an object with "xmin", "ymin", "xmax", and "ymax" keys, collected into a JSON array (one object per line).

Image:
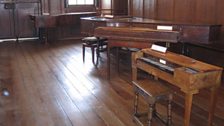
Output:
[
  {"xmin": 113, "ymin": 0, "xmax": 128, "ymax": 15},
  {"xmin": 195, "ymin": 0, "xmax": 217, "ymax": 23},
  {"xmin": 156, "ymin": 0, "xmax": 174, "ymax": 20},
  {"xmin": 48, "ymin": 0, "xmax": 64, "ymax": 15},
  {"xmin": 143, "ymin": 0, "xmax": 156, "ymax": 19},
  {"xmin": 174, "ymin": 0, "xmax": 195, "ymax": 22},
  {"xmin": 129, "ymin": 0, "xmax": 224, "ymax": 42},
  {"xmin": 132, "ymin": 0, "xmax": 143, "ymax": 17},
  {"xmin": 216, "ymin": 0, "xmax": 224, "ymax": 40}
]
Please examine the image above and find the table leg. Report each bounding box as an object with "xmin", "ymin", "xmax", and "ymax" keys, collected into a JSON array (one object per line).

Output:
[
  {"xmin": 208, "ymin": 87, "xmax": 219, "ymax": 126},
  {"xmin": 116, "ymin": 47, "xmax": 120, "ymax": 73},
  {"xmin": 184, "ymin": 93, "xmax": 193, "ymax": 126},
  {"xmin": 107, "ymin": 46, "xmax": 110, "ymax": 80}
]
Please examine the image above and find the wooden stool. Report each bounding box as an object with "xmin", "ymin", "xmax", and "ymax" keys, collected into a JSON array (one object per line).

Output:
[
  {"xmin": 132, "ymin": 79, "xmax": 172, "ymax": 126},
  {"xmin": 82, "ymin": 37, "xmax": 107, "ymax": 65}
]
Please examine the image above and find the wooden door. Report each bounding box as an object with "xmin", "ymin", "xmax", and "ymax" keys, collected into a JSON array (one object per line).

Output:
[
  {"xmin": 0, "ymin": 4, "xmax": 14, "ymax": 39},
  {"xmin": 0, "ymin": 2, "xmax": 40, "ymax": 39},
  {"xmin": 16, "ymin": 2, "xmax": 40, "ymax": 38}
]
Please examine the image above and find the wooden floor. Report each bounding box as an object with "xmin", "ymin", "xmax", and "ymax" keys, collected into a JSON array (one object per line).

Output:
[{"xmin": 0, "ymin": 40, "xmax": 224, "ymax": 126}]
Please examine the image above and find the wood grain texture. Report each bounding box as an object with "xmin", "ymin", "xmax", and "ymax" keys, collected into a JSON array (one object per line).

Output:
[
  {"xmin": 143, "ymin": 0, "xmax": 156, "ymax": 19},
  {"xmin": 174, "ymin": 0, "xmax": 196, "ymax": 22},
  {"xmin": 132, "ymin": 0, "xmax": 143, "ymax": 17},
  {"xmin": 155, "ymin": 0, "xmax": 174, "ymax": 21},
  {"xmin": 194, "ymin": 0, "xmax": 217, "ymax": 23},
  {"xmin": 0, "ymin": 40, "xmax": 223, "ymax": 126}
]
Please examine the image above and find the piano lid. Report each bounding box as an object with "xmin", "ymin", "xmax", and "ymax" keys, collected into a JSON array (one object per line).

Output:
[{"xmin": 94, "ymin": 27, "xmax": 180, "ymax": 43}]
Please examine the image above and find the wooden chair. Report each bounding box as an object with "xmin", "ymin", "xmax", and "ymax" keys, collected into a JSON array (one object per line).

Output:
[
  {"xmin": 82, "ymin": 37, "xmax": 107, "ymax": 66},
  {"xmin": 132, "ymin": 78, "xmax": 172, "ymax": 126}
]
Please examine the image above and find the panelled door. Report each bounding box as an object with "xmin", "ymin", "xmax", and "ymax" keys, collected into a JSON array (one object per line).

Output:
[{"xmin": 0, "ymin": 1, "xmax": 40, "ymax": 39}]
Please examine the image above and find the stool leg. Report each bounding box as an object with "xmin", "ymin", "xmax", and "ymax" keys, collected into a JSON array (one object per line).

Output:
[
  {"xmin": 96, "ymin": 41, "xmax": 100, "ymax": 66},
  {"xmin": 83, "ymin": 45, "xmax": 85, "ymax": 62},
  {"xmin": 167, "ymin": 94, "xmax": 172, "ymax": 126},
  {"xmin": 91, "ymin": 46, "xmax": 95, "ymax": 65},
  {"xmin": 148, "ymin": 104, "xmax": 154, "ymax": 126},
  {"xmin": 134, "ymin": 91, "xmax": 139, "ymax": 115}
]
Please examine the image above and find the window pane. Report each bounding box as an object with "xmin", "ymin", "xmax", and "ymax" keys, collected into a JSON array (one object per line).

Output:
[
  {"xmin": 68, "ymin": 0, "xmax": 77, "ymax": 5},
  {"xmin": 76, "ymin": 0, "xmax": 85, "ymax": 5},
  {"xmin": 86, "ymin": 0, "xmax": 94, "ymax": 4}
]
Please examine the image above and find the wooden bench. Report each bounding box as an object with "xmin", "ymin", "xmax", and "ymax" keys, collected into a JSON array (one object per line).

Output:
[{"xmin": 132, "ymin": 78, "xmax": 172, "ymax": 126}]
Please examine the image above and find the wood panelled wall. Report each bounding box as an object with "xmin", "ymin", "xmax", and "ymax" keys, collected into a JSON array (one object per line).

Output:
[{"xmin": 129, "ymin": 0, "xmax": 224, "ymax": 40}]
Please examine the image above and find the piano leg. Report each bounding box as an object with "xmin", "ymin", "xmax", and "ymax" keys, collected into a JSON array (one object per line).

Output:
[
  {"xmin": 116, "ymin": 47, "xmax": 120, "ymax": 73},
  {"xmin": 208, "ymin": 87, "xmax": 219, "ymax": 126},
  {"xmin": 184, "ymin": 93, "xmax": 193, "ymax": 126},
  {"xmin": 107, "ymin": 45, "xmax": 111, "ymax": 80}
]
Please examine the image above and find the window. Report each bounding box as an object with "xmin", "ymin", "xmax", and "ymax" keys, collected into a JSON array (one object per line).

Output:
[{"xmin": 68, "ymin": 0, "xmax": 94, "ymax": 5}]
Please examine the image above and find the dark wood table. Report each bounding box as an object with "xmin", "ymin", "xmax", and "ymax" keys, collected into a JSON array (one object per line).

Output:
[{"xmin": 29, "ymin": 12, "xmax": 97, "ymax": 43}]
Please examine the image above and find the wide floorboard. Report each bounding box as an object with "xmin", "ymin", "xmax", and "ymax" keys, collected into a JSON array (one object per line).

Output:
[{"xmin": 0, "ymin": 40, "xmax": 223, "ymax": 126}]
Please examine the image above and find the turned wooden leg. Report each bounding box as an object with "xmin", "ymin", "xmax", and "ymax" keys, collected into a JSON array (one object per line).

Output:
[
  {"xmin": 134, "ymin": 91, "xmax": 139, "ymax": 115},
  {"xmin": 184, "ymin": 93, "xmax": 193, "ymax": 126},
  {"xmin": 148, "ymin": 104, "xmax": 154, "ymax": 126},
  {"xmin": 208, "ymin": 87, "xmax": 219, "ymax": 126},
  {"xmin": 167, "ymin": 94, "xmax": 172, "ymax": 126}
]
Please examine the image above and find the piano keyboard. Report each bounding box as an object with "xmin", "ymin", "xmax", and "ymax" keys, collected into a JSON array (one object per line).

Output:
[{"xmin": 138, "ymin": 57, "xmax": 175, "ymax": 74}]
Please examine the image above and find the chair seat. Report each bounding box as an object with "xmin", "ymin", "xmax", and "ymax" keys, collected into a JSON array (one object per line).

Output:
[
  {"xmin": 82, "ymin": 36, "xmax": 98, "ymax": 41},
  {"xmin": 82, "ymin": 37, "xmax": 98, "ymax": 45}
]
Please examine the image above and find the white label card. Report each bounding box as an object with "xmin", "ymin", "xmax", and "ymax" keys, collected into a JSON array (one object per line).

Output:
[
  {"xmin": 157, "ymin": 25, "xmax": 173, "ymax": 31},
  {"xmin": 151, "ymin": 44, "xmax": 167, "ymax": 53},
  {"xmin": 159, "ymin": 59, "xmax": 166, "ymax": 64}
]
